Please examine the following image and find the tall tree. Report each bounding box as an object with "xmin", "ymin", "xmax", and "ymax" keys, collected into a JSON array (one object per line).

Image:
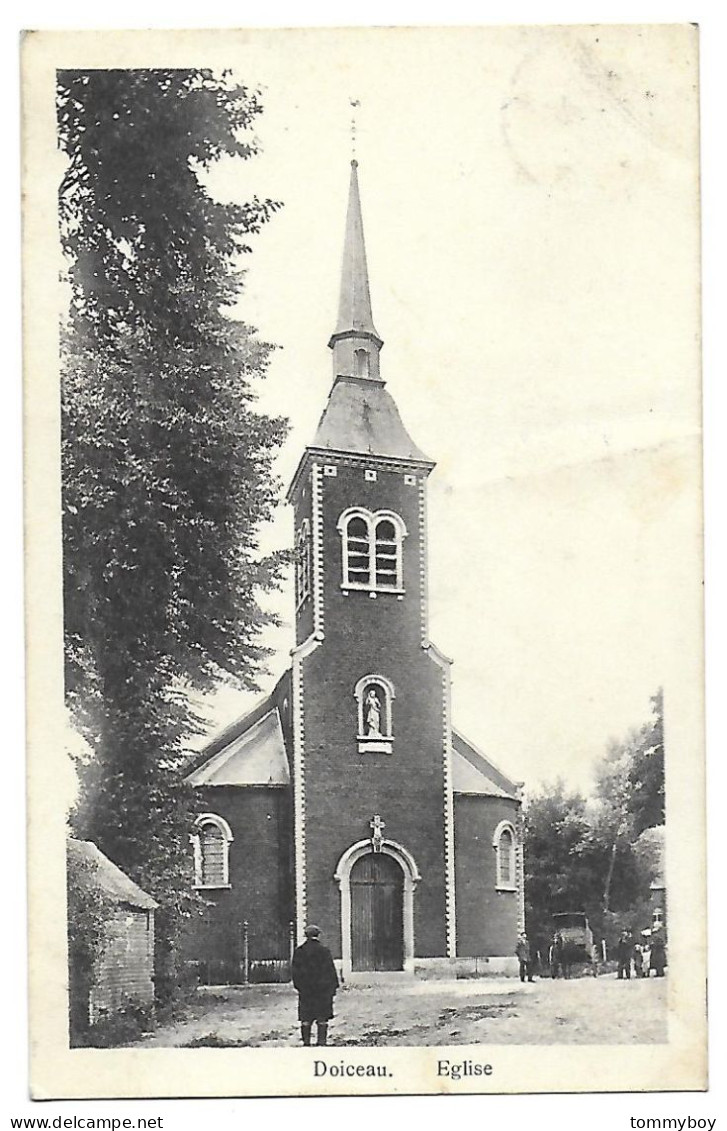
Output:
[
  {"xmin": 523, "ymin": 781, "xmax": 604, "ymax": 944},
  {"xmin": 524, "ymin": 691, "xmax": 665, "ymax": 951},
  {"xmin": 58, "ymin": 70, "xmax": 287, "ymax": 988},
  {"xmin": 593, "ymin": 733, "xmax": 638, "ymax": 912},
  {"xmin": 627, "ymin": 688, "xmax": 665, "ymax": 835}
]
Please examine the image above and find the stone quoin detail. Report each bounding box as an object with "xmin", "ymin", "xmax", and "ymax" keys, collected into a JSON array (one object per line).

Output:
[
  {"xmin": 418, "ymin": 479, "xmax": 429, "ymax": 644},
  {"xmin": 311, "ymin": 462, "xmax": 325, "ymax": 638},
  {"xmin": 427, "ymin": 644, "xmax": 457, "ymax": 959}
]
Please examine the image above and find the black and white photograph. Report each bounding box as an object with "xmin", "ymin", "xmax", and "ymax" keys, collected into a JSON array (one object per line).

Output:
[{"xmin": 22, "ymin": 23, "xmax": 705, "ymax": 1098}]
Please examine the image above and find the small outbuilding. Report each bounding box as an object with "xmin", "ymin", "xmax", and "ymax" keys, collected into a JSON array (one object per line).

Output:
[{"xmin": 67, "ymin": 838, "xmax": 157, "ymax": 1039}]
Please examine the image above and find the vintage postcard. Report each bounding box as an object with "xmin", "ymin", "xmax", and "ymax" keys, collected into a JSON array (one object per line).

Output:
[{"xmin": 22, "ymin": 24, "xmax": 705, "ymax": 1098}]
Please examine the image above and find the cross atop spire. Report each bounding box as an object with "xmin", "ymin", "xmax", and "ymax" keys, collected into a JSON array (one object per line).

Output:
[
  {"xmin": 349, "ymin": 97, "xmax": 360, "ymax": 160},
  {"xmin": 328, "ymin": 160, "xmax": 383, "ymax": 383}
]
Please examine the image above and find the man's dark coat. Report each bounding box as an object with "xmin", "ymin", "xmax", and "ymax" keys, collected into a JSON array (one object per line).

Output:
[{"xmin": 291, "ymin": 938, "xmax": 340, "ymax": 1022}]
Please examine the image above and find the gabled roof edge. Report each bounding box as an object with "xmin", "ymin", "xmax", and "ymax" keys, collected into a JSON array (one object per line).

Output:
[
  {"xmin": 452, "ymin": 726, "xmax": 522, "ymax": 800},
  {"xmin": 181, "ymin": 669, "xmax": 292, "ymax": 779}
]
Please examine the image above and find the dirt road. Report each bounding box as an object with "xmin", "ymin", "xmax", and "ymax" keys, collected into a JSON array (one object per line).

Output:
[{"xmin": 136, "ymin": 974, "xmax": 667, "ymax": 1048}]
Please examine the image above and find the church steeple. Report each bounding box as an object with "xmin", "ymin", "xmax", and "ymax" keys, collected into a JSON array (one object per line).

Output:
[{"xmin": 328, "ymin": 160, "xmax": 384, "ymax": 383}]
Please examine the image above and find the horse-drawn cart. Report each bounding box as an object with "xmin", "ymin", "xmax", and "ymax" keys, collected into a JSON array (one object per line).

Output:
[{"xmin": 552, "ymin": 911, "xmax": 597, "ymax": 975}]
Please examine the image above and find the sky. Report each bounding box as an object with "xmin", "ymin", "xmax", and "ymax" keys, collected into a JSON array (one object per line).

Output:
[
  {"xmin": 176, "ymin": 25, "xmax": 701, "ymax": 794},
  {"xmin": 52, "ymin": 26, "xmax": 702, "ymax": 797}
]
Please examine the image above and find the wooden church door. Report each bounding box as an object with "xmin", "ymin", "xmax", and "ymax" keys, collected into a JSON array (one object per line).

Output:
[{"xmin": 350, "ymin": 853, "xmax": 404, "ymax": 971}]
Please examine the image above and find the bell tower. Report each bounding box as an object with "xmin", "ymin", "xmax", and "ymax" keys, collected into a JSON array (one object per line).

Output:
[{"xmin": 286, "ymin": 162, "xmax": 456, "ymax": 973}]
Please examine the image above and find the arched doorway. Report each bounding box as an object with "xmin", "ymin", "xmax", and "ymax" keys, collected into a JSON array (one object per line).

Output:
[
  {"xmin": 350, "ymin": 852, "xmax": 404, "ymax": 971},
  {"xmin": 334, "ymin": 838, "xmax": 420, "ymax": 976}
]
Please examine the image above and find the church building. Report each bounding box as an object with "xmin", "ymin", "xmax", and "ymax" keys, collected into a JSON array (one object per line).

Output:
[{"xmin": 182, "ymin": 162, "xmax": 524, "ymax": 980}]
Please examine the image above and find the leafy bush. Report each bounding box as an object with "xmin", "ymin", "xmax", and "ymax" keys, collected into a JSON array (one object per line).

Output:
[{"xmin": 78, "ymin": 1002, "xmax": 155, "ymax": 1049}]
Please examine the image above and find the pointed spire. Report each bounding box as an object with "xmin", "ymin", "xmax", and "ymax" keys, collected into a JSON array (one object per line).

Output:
[
  {"xmin": 333, "ymin": 160, "xmax": 380, "ymax": 340},
  {"xmin": 328, "ymin": 161, "xmax": 383, "ymax": 382}
]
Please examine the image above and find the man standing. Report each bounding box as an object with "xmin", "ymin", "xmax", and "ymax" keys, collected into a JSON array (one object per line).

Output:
[
  {"xmin": 515, "ymin": 932, "xmax": 534, "ymax": 983},
  {"xmin": 649, "ymin": 929, "xmax": 667, "ymax": 978},
  {"xmin": 617, "ymin": 929, "xmax": 634, "ymax": 980},
  {"xmin": 549, "ymin": 931, "xmax": 564, "ymax": 979},
  {"xmin": 291, "ymin": 924, "xmax": 340, "ymax": 1046}
]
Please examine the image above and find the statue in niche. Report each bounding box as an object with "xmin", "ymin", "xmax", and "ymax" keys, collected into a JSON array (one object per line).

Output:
[{"xmin": 364, "ymin": 688, "xmax": 383, "ymax": 737}]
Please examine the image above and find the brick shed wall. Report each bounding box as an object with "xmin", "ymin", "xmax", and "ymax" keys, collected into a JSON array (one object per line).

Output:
[{"xmin": 90, "ymin": 907, "xmax": 154, "ymax": 1020}]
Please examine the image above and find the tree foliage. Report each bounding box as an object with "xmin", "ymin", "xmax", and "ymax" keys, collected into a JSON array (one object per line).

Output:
[
  {"xmin": 58, "ymin": 70, "xmax": 287, "ymax": 976},
  {"xmin": 627, "ymin": 688, "xmax": 665, "ymax": 835},
  {"xmin": 67, "ymin": 847, "xmax": 113, "ymax": 982},
  {"xmin": 524, "ymin": 782, "xmax": 605, "ymax": 946},
  {"xmin": 524, "ymin": 690, "xmax": 665, "ymax": 948}
]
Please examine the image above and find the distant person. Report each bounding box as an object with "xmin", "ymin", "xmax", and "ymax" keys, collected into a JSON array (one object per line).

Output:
[
  {"xmin": 641, "ymin": 939, "xmax": 652, "ymax": 975},
  {"xmin": 515, "ymin": 932, "xmax": 535, "ymax": 983},
  {"xmin": 633, "ymin": 943, "xmax": 644, "ymax": 978},
  {"xmin": 560, "ymin": 940, "xmax": 575, "ymax": 979},
  {"xmin": 649, "ymin": 930, "xmax": 667, "ymax": 978},
  {"xmin": 291, "ymin": 924, "xmax": 340, "ymax": 1046},
  {"xmin": 549, "ymin": 931, "xmax": 564, "ymax": 979},
  {"xmin": 617, "ymin": 930, "xmax": 634, "ymax": 980},
  {"xmin": 590, "ymin": 940, "xmax": 601, "ymax": 976}
]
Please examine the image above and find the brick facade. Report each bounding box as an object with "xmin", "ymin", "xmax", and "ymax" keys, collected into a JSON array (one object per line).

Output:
[
  {"xmin": 454, "ymin": 795, "xmax": 521, "ymax": 957},
  {"xmin": 292, "ymin": 459, "xmax": 449, "ymax": 959},
  {"xmin": 182, "ymin": 786, "xmax": 294, "ymax": 981}
]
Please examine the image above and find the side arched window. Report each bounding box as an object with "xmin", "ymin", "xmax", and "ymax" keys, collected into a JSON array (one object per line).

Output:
[
  {"xmin": 339, "ymin": 508, "xmax": 407, "ymax": 593},
  {"xmin": 295, "ymin": 519, "xmax": 312, "ymax": 607},
  {"xmin": 493, "ymin": 821, "xmax": 517, "ymax": 891},
  {"xmin": 192, "ymin": 814, "xmax": 233, "ymax": 889}
]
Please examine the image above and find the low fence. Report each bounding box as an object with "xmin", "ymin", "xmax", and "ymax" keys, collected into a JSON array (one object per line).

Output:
[{"xmin": 191, "ymin": 920, "xmax": 295, "ymax": 987}]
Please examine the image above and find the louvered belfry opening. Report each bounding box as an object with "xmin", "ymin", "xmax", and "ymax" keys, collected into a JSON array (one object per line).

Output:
[
  {"xmin": 346, "ymin": 515, "xmax": 371, "ymax": 585},
  {"xmin": 374, "ymin": 519, "xmax": 398, "ymax": 588}
]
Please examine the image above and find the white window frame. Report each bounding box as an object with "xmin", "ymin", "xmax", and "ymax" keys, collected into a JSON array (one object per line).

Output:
[
  {"xmin": 295, "ymin": 519, "xmax": 312, "ymax": 608},
  {"xmin": 338, "ymin": 507, "xmax": 407, "ymax": 594},
  {"xmin": 192, "ymin": 813, "xmax": 233, "ymax": 890},
  {"xmin": 492, "ymin": 820, "xmax": 518, "ymax": 892}
]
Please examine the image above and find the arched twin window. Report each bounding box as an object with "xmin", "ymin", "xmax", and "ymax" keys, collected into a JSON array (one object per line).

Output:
[
  {"xmin": 192, "ymin": 814, "xmax": 233, "ymax": 889},
  {"xmin": 493, "ymin": 821, "xmax": 518, "ymax": 891},
  {"xmin": 295, "ymin": 520, "xmax": 312, "ymax": 607},
  {"xmin": 338, "ymin": 508, "xmax": 407, "ymax": 593}
]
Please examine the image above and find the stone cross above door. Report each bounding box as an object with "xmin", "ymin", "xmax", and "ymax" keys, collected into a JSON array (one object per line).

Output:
[{"xmin": 370, "ymin": 814, "xmax": 386, "ymax": 852}]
